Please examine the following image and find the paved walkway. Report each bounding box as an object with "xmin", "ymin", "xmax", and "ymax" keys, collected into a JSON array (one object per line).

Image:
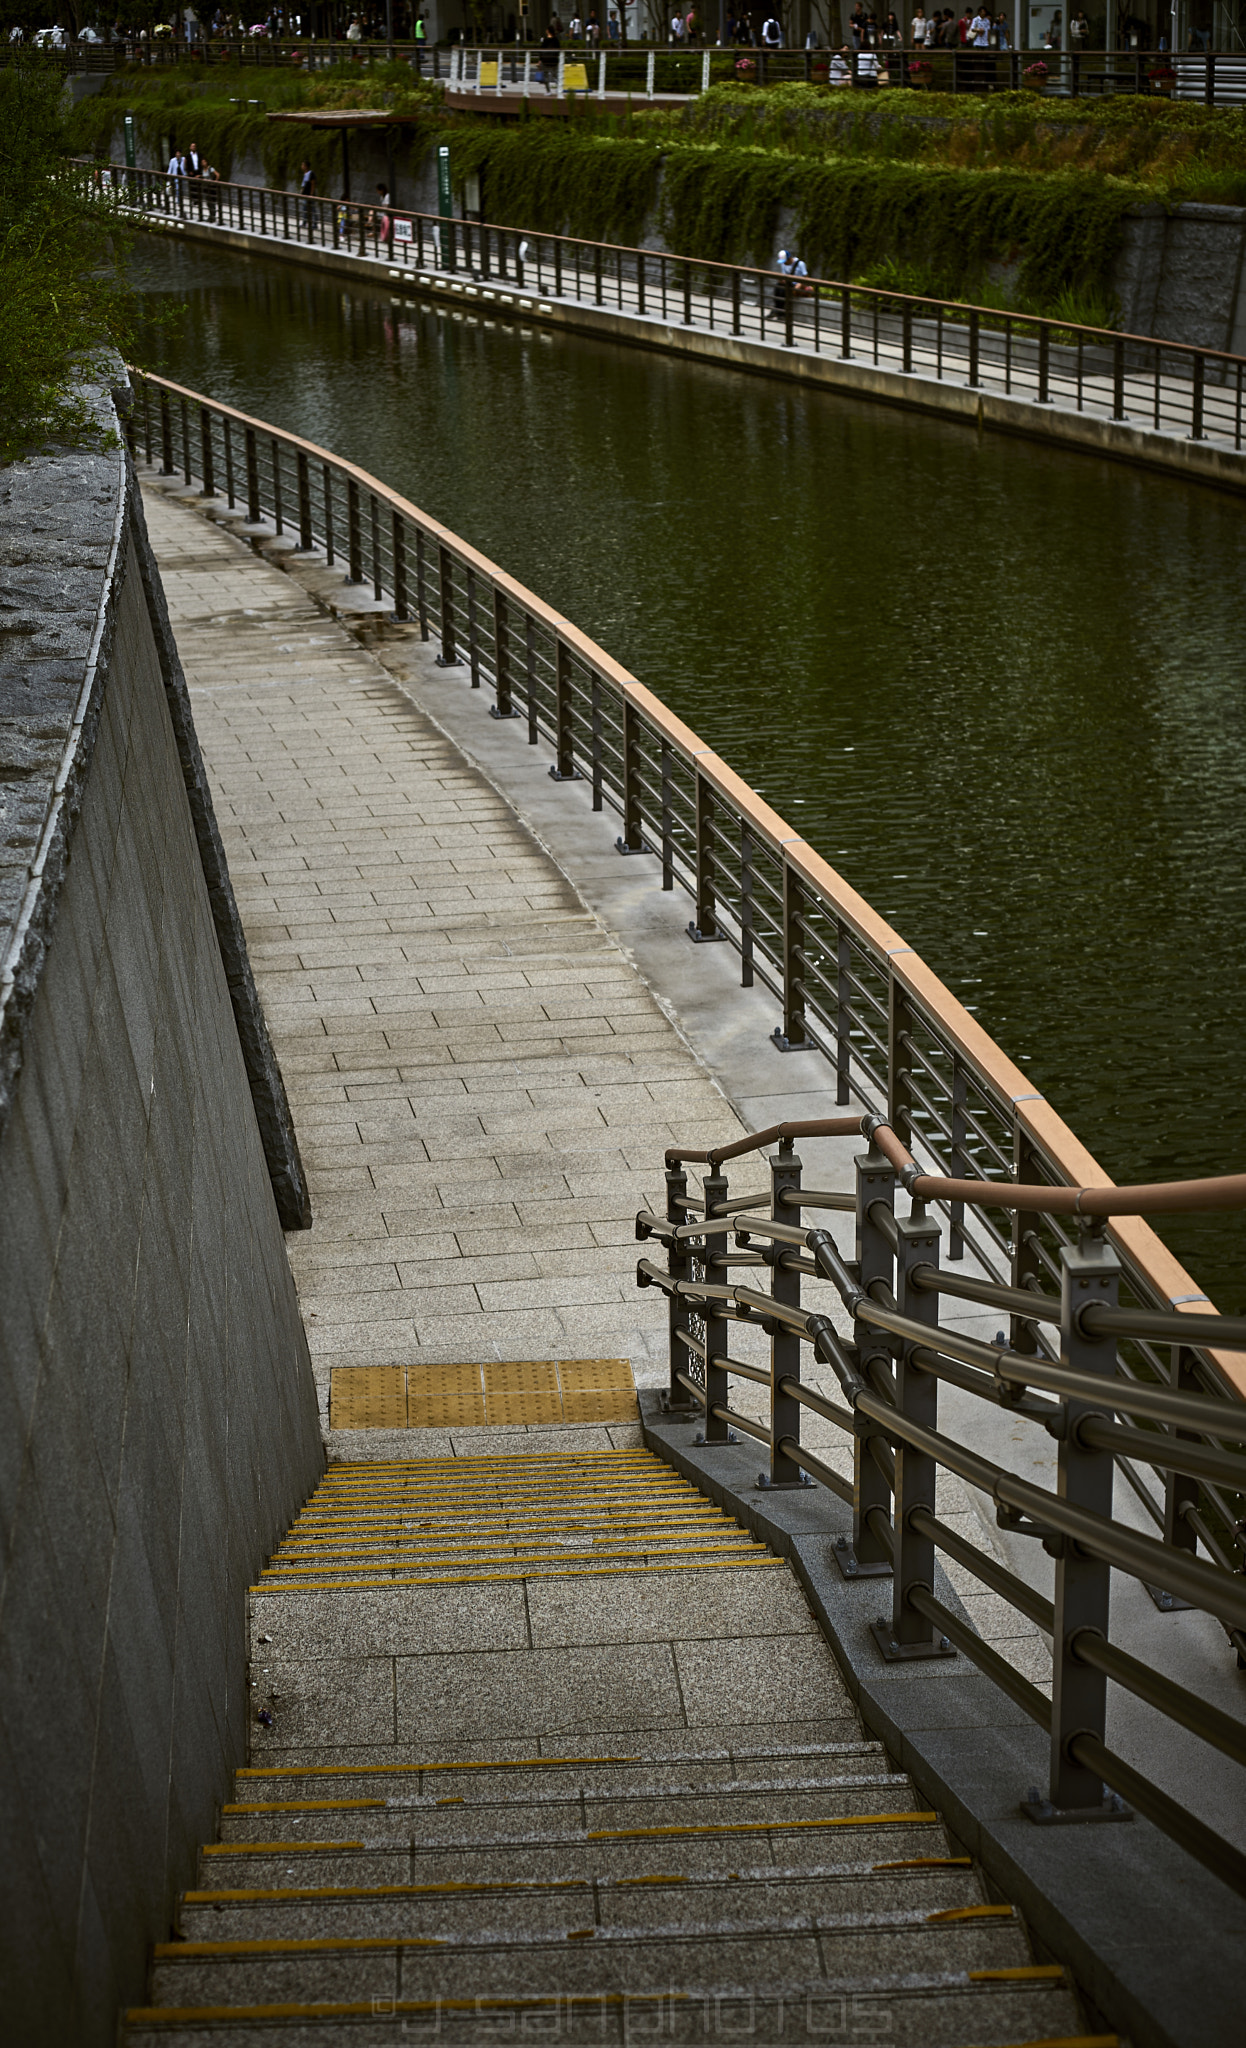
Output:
[
  {"xmin": 143, "ymin": 483, "xmax": 738, "ymax": 1449},
  {"xmin": 141, "ymin": 476, "xmax": 1053, "ymax": 1712}
]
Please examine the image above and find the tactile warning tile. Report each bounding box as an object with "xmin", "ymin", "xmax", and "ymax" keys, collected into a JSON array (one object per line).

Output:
[
  {"xmin": 329, "ymin": 1367, "xmax": 406, "ymax": 1431},
  {"xmin": 407, "ymin": 1362, "xmax": 486, "ymax": 1429},
  {"xmin": 483, "ymin": 1359, "xmax": 561, "ymax": 1425},
  {"xmin": 328, "ymin": 1360, "xmax": 637, "ymax": 1430}
]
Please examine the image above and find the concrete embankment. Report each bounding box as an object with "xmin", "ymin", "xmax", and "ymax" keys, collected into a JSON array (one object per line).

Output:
[{"xmin": 0, "ymin": 390, "xmax": 323, "ymax": 2046}]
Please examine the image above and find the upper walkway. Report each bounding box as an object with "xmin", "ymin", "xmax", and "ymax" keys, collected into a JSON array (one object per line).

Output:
[{"xmin": 116, "ymin": 169, "xmax": 1246, "ymax": 496}]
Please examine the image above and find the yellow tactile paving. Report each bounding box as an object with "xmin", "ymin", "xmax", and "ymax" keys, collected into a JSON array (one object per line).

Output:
[{"xmin": 328, "ymin": 1360, "xmax": 640, "ymax": 1430}]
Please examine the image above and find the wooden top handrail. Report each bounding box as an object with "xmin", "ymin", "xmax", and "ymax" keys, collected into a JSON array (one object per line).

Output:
[{"xmin": 125, "ymin": 366, "xmax": 1246, "ymax": 1399}]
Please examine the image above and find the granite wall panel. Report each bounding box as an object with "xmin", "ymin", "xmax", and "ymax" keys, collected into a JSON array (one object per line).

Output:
[{"xmin": 0, "ymin": 453, "xmax": 323, "ymax": 2045}]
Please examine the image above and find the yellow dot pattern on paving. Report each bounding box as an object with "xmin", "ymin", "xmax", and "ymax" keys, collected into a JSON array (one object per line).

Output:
[
  {"xmin": 329, "ymin": 1358, "xmax": 639, "ymax": 1431},
  {"xmin": 255, "ymin": 1449, "xmax": 782, "ymax": 1593}
]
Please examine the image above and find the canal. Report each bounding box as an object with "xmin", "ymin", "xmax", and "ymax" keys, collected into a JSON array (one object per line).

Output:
[{"xmin": 135, "ymin": 240, "xmax": 1246, "ymax": 1310}]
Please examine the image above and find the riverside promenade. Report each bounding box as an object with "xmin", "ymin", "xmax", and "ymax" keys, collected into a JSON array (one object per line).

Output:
[
  {"xmin": 140, "ymin": 471, "xmax": 1042, "ymax": 1656},
  {"xmin": 114, "ymin": 468, "xmax": 1246, "ymax": 2047},
  {"xmin": 122, "ymin": 474, "xmax": 1100, "ymax": 2048}
]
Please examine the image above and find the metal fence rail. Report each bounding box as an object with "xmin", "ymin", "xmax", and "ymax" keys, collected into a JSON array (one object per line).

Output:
[
  {"xmin": 126, "ymin": 363, "xmax": 1246, "ymax": 1892},
  {"xmin": 635, "ymin": 1110, "xmax": 1246, "ymax": 1899},
  {"xmin": 105, "ymin": 169, "xmax": 1246, "ymax": 451},
  {"xmin": 15, "ymin": 37, "xmax": 1246, "ymax": 103}
]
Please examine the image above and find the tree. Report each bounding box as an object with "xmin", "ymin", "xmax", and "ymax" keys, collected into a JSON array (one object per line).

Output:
[{"xmin": 0, "ymin": 53, "xmax": 136, "ymax": 463}]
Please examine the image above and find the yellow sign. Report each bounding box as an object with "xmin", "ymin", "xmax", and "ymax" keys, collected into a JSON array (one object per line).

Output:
[
  {"xmin": 563, "ymin": 61, "xmax": 590, "ymax": 90},
  {"xmin": 480, "ymin": 59, "xmax": 498, "ymax": 85}
]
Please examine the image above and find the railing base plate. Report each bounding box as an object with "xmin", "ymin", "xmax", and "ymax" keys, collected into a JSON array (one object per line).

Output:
[
  {"xmin": 694, "ymin": 1431, "xmax": 740, "ymax": 1447},
  {"xmin": 1021, "ymin": 1789, "xmax": 1133, "ymax": 1826},
  {"xmin": 488, "ymin": 704, "xmax": 520, "ymax": 720},
  {"xmin": 1144, "ymin": 1580, "xmax": 1194, "ymax": 1614},
  {"xmin": 771, "ymin": 1029, "xmax": 818, "ymax": 1054},
  {"xmin": 686, "ymin": 923, "xmax": 727, "ymax": 944},
  {"xmin": 757, "ymin": 1471, "xmax": 814, "ymax": 1491},
  {"xmin": 834, "ymin": 1540, "xmax": 892, "ymax": 1581},
  {"xmin": 434, "ymin": 654, "xmax": 462, "ymax": 668},
  {"xmin": 870, "ymin": 1620, "xmax": 956, "ymax": 1663},
  {"xmin": 615, "ymin": 837, "xmax": 652, "ymax": 856},
  {"xmin": 549, "ymin": 766, "xmax": 583, "ymax": 782}
]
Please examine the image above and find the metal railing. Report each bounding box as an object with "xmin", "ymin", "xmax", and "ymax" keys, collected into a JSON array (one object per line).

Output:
[
  {"xmin": 14, "ymin": 37, "xmax": 1246, "ymax": 102},
  {"xmin": 126, "ymin": 364, "xmax": 1246, "ymax": 1892},
  {"xmin": 635, "ymin": 1111, "xmax": 1246, "ymax": 1899},
  {"xmin": 106, "ymin": 167, "xmax": 1246, "ymax": 451}
]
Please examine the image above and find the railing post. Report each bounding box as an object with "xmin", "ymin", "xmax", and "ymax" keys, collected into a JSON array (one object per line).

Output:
[
  {"xmin": 159, "ymin": 386, "xmax": 175, "ymax": 475},
  {"xmin": 732, "ymin": 266, "xmax": 740, "ymax": 336},
  {"xmin": 843, "ymin": 1142, "xmax": 896, "ymax": 1578},
  {"xmin": 1191, "ymin": 353, "xmax": 1206, "ymax": 440},
  {"xmin": 763, "ymin": 1144, "xmax": 807, "ymax": 1489},
  {"xmin": 687, "ymin": 771, "xmax": 726, "ymax": 944},
  {"xmin": 1112, "ymin": 336, "xmax": 1126, "ymax": 421},
  {"xmin": 1037, "ymin": 322, "xmax": 1051, "ymax": 405},
  {"xmin": 902, "ymin": 298, "xmax": 913, "ymax": 375},
  {"xmin": 550, "ymin": 638, "xmax": 581, "ymax": 780},
  {"xmin": 887, "ymin": 976, "xmax": 915, "ymax": 1155},
  {"xmin": 664, "ymin": 1161, "xmax": 697, "ymax": 1414},
  {"xmin": 1009, "ymin": 1127, "xmax": 1047, "ymax": 1356},
  {"xmin": 840, "ymin": 285, "xmax": 852, "ymax": 360},
  {"xmin": 967, "ymin": 307, "xmax": 981, "ymax": 388},
  {"xmin": 391, "ymin": 511, "xmax": 408, "ymax": 620},
  {"xmin": 1035, "ymin": 1223, "xmax": 1123, "ymax": 1817},
  {"xmin": 784, "ymin": 271, "xmax": 794, "ymax": 347},
  {"xmin": 244, "ymin": 425, "xmax": 260, "ymax": 520},
  {"xmin": 435, "ymin": 543, "xmax": 460, "ymax": 664},
  {"xmin": 466, "ymin": 565, "xmax": 480, "ymax": 685},
  {"xmin": 415, "ymin": 529, "xmax": 428, "ymax": 639},
  {"xmin": 490, "ymin": 588, "xmax": 517, "ymax": 717},
  {"xmin": 880, "ymin": 1204, "xmax": 954, "ymax": 1658},
  {"xmin": 772, "ymin": 860, "xmax": 811, "ymax": 1053},
  {"xmin": 1158, "ymin": 1345, "xmax": 1201, "ymax": 1605},
  {"xmin": 199, "ymin": 406, "xmax": 216, "ymax": 497},
  {"xmin": 296, "ymin": 451, "xmax": 313, "ymax": 548},
  {"xmin": 700, "ymin": 1165, "xmax": 731, "ymax": 1445},
  {"xmin": 615, "ymin": 696, "xmax": 646, "ymax": 854},
  {"xmin": 347, "ymin": 477, "xmax": 363, "ymax": 581}
]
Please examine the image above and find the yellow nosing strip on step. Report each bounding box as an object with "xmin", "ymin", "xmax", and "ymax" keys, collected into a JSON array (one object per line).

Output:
[
  {"xmin": 236, "ymin": 1754, "xmax": 641, "ymax": 1779},
  {"xmin": 251, "ymin": 1557, "xmax": 782, "ymax": 1594},
  {"xmin": 155, "ymin": 1937, "xmax": 445, "ymax": 1958},
  {"xmin": 185, "ymin": 1879, "xmax": 589, "ymax": 1903},
  {"xmin": 873, "ymin": 1856, "xmax": 973, "ymax": 1871},
  {"xmin": 224, "ymin": 1800, "xmax": 384, "ymax": 1815},
  {"xmin": 967, "ymin": 1965, "xmax": 1066, "ymax": 1982},
  {"xmin": 259, "ymin": 1546, "xmax": 761, "ymax": 1579},
  {"xmin": 926, "ymin": 1904, "xmax": 1014, "ymax": 1923},
  {"xmin": 265, "ymin": 1539, "xmax": 759, "ymax": 1566},
  {"xmin": 201, "ymin": 1841, "xmax": 366, "ymax": 1855},
  {"xmin": 587, "ymin": 1812, "xmax": 937, "ymax": 1841},
  {"xmin": 127, "ymin": 1993, "xmax": 686, "ymax": 2025}
]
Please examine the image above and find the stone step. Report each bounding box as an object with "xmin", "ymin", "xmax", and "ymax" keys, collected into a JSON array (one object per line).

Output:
[
  {"xmin": 233, "ymin": 1737, "xmax": 887, "ymax": 1803},
  {"xmin": 198, "ymin": 1812, "xmax": 951, "ymax": 1891},
  {"xmin": 216, "ymin": 1771, "xmax": 923, "ymax": 1845},
  {"xmin": 177, "ymin": 1857, "xmax": 987, "ymax": 1942},
  {"xmin": 126, "ymin": 1972, "xmax": 1083, "ymax": 2045},
  {"xmin": 148, "ymin": 1918, "xmax": 1050, "ymax": 2008}
]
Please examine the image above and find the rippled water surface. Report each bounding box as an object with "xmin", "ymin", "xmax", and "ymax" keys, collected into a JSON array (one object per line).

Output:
[{"xmin": 135, "ymin": 242, "xmax": 1246, "ymax": 1307}]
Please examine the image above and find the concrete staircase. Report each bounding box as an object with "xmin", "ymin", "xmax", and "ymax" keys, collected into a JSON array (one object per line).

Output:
[{"xmin": 124, "ymin": 1450, "xmax": 1096, "ymax": 2044}]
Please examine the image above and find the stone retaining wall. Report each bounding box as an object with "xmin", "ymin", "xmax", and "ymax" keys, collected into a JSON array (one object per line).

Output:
[{"xmin": 0, "ymin": 389, "xmax": 324, "ymax": 2046}]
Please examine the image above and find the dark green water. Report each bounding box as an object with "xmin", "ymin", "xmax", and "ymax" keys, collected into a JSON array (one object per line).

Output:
[{"xmin": 135, "ymin": 242, "xmax": 1246, "ymax": 1310}]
